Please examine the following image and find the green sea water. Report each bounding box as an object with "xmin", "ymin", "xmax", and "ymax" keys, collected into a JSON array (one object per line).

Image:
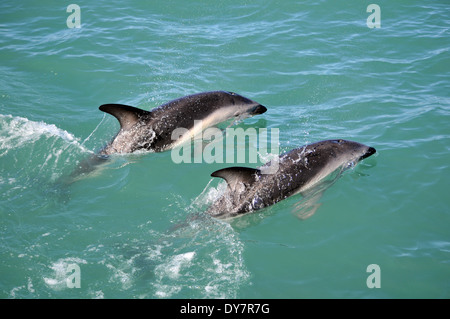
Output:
[{"xmin": 1, "ymin": 0, "xmax": 449, "ymax": 298}]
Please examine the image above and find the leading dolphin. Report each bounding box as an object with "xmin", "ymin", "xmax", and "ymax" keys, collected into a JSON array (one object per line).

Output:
[
  {"xmin": 98, "ymin": 91, "xmax": 267, "ymax": 155},
  {"xmin": 207, "ymin": 139, "xmax": 376, "ymax": 218}
]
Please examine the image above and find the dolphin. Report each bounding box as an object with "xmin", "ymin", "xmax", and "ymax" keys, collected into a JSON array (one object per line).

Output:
[
  {"xmin": 207, "ymin": 139, "xmax": 376, "ymax": 218},
  {"xmin": 98, "ymin": 91, "xmax": 267, "ymax": 155}
]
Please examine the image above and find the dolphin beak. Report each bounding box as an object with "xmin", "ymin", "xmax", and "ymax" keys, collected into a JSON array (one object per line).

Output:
[
  {"xmin": 360, "ymin": 146, "xmax": 376, "ymax": 160},
  {"xmin": 250, "ymin": 104, "xmax": 267, "ymax": 115}
]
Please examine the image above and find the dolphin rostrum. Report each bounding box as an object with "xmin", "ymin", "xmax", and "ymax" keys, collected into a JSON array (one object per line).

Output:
[
  {"xmin": 98, "ymin": 91, "xmax": 267, "ymax": 155},
  {"xmin": 207, "ymin": 139, "xmax": 376, "ymax": 218}
]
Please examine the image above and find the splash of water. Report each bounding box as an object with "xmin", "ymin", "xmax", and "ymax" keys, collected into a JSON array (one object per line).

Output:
[{"xmin": 0, "ymin": 114, "xmax": 92, "ymax": 200}]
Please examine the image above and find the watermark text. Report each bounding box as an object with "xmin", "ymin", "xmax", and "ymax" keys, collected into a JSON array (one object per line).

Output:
[
  {"xmin": 366, "ymin": 264, "xmax": 381, "ymax": 288},
  {"xmin": 171, "ymin": 122, "xmax": 280, "ymax": 174},
  {"xmin": 66, "ymin": 4, "xmax": 81, "ymax": 28},
  {"xmin": 367, "ymin": 4, "xmax": 381, "ymax": 28}
]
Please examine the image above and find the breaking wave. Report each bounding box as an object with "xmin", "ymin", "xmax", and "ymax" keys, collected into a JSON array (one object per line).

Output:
[{"xmin": 0, "ymin": 114, "xmax": 91, "ymax": 201}]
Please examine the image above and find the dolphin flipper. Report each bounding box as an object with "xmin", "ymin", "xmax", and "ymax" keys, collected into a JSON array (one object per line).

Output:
[
  {"xmin": 292, "ymin": 190, "xmax": 324, "ymax": 220},
  {"xmin": 211, "ymin": 167, "xmax": 261, "ymax": 192},
  {"xmin": 99, "ymin": 104, "xmax": 152, "ymax": 131}
]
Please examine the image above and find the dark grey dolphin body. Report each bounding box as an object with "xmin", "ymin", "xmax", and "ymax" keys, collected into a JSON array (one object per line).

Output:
[
  {"xmin": 207, "ymin": 139, "xmax": 376, "ymax": 218},
  {"xmin": 98, "ymin": 91, "xmax": 266, "ymax": 155}
]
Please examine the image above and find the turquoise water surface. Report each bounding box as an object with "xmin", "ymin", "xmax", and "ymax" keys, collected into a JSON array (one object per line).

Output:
[{"xmin": 1, "ymin": 1, "xmax": 449, "ymax": 298}]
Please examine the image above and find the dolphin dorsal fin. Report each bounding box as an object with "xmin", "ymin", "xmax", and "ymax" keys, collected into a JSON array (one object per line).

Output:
[
  {"xmin": 99, "ymin": 104, "xmax": 152, "ymax": 131},
  {"xmin": 211, "ymin": 167, "xmax": 261, "ymax": 191}
]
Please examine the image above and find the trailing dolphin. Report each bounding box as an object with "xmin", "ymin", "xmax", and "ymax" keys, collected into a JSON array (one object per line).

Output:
[
  {"xmin": 98, "ymin": 91, "xmax": 267, "ymax": 155},
  {"xmin": 207, "ymin": 139, "xmax": 376, "ymax": 218}
]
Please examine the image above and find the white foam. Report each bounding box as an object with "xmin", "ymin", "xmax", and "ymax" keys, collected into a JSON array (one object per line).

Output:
[
  {"xmin": 91, "ymin": 290, "xmax": 105, "ymax": 299},
  {"xmin": 152, "ymin": 218, "xmax": 250, "ymax": 299},
  {"xmin": 156, "ymin": 251, "xmax": 196, "ymax": 280},
  {"xmin": 190, "ymin": 179, "xmax": 227, "ymax": 210},
  {"xmin": 9, "ymin": 277, "xmax": 35, "ymax": 298},
  {"xmin": 0, "ymin": 114, "xmax": 87, "ymax": 154}
]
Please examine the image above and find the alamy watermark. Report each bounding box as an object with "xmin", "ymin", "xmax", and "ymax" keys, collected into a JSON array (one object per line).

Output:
[
  {"xmin": 49, "ymin": 262, "xmax": 381, "ymax": 291},
  {"xmin": 171, "ymin": 121, "xmax": 280, "ymax": 174},
  {"xmin": 366, "ymin": 264, "xmax": 381, "ymax": 288},
  {"xmin": 44, "ymin": 261, "xmax": 82, "ymax": 289},
  {"xmin": 65, "ymin": 4, "xmax": 380, "ymax": 30},
  {"xmin": 66, "ymin": 4, "xmax": 81, "ymax": 28},
  {"xmin": 66, "ymin": 263, "xmax": 81, "ymax": 288},
  {"xmin": 367, "ymin": 4, "xmax": 381, "ymax": 29}
]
